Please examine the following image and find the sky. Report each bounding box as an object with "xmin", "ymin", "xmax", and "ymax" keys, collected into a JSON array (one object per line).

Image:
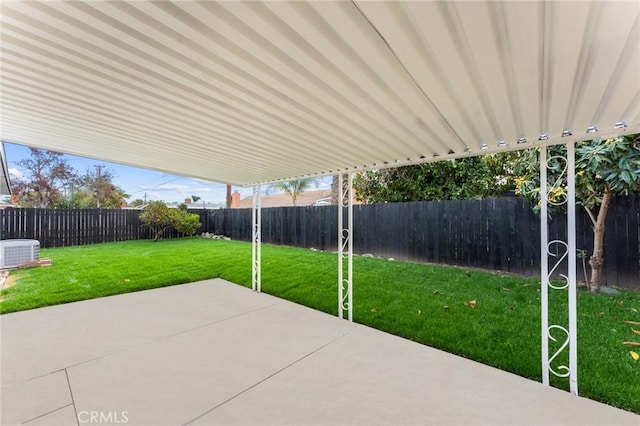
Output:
[{"xmin": 4, "ymin": 142, "xmax": 331, "ymax": 205}]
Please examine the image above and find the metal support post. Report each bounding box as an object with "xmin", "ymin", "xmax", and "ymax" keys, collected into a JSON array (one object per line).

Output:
[
  {"xmin": 338, "ymin": 173, "xmax": 353, "ymax": 321},
  {"xmin": 540, "ymin": 142, "xmax": 578, "ymax": 395},
  {"xmin": 567, "ymin": 141, "xmax": 578, "ymax": 395},
  {"xmin": 540, "ymin": 146, "xmax": 549, "ymax": 386},
  {"xmin": 251, "ymin": 185, "xmax": 261, "ymax": 292}
]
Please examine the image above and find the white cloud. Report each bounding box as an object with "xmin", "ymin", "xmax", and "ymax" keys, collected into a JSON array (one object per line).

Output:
[
  {"xmin": 8, "ymin": 168, "xmax": 24, "ymax": 180},
  {"xmin": 147, "ymin": 192, "xmax": 164, "ymax": 201},
  {"xmin": 139, "ymin": 183, "xmax": 190, "ymax": 192},
  {"xmin": 132, "ymin": 179, "xmax": 248, "ymax": 203},
  {"xmin": 189, "ymin": 186, "xmax": 212, "ymax": 193},
  {"xmin": 139, "ymin": 183, "xmax": 214, "ymax": 193}
]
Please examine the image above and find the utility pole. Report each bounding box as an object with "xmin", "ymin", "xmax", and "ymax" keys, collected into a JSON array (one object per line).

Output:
[
  {"xmin": 226, "ymin": 184, "xmax": 232, "ymax": 208},
  {"xmin": 94, "ymin": 165, "xmax": 104, "ymax": 208},
  {"xmin": 144, "ymin": 193, "xmax": 147, "ymax": 204}
]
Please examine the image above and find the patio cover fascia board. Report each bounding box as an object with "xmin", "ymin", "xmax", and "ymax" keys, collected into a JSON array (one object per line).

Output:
[
  {"xmin": 1, "ymin": 1, "xmax": 638, "ymax": 187},
  {"xmin": 247, "ymin": 126, "xmax": 639, "ymax": 187},
  {"xmin": 0, "ymin": 142, "xmax": 12, "ymax": 196}
]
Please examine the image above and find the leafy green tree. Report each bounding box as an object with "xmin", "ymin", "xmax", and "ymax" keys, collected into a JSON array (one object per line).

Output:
[
  {"xmin": 80, "ymin": 168, "xmax": 128, "ymax": 208},
  {"xmin": 139, "ymin": 201, "xmax": 201, "ymax": 241},
  {"xmin": 354, "ymin": 157, "xmax": 511, "ymax": 204},
  {"xmin": 51, "ymin": 167, "xmax": 128, "ymax": 209},
  {"xmin": 129, "ymin": 198, "xmax": 145, "ymax": 207},
  {"xmin": 513, "ymin": 135, "xmax": 640, "ymax": 293},
  {"xmin": 269, "ymin": 178, "xmax": 318, "ymax": 206},
  {"xmin": 51, "ymin": 189, "xmax": 95, "ymax": 209},
  {"xmin": 12, "ymin": 149, "xmax": 127, "ymax": 209},
  {"xmin": 140, "ymin": 201, "xmax": 173, "ymax": 241},
  {"xmin": 171, "ymin": 209, "xmax": 201, "ymax": 236},
  {"xmin": 11, "ymin": 148, "xmax": 78, "ymax": 208}
]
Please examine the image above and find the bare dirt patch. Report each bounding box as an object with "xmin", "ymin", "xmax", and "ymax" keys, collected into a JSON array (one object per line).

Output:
[
  {"xmin": 4, "ymin": 274, "xmax": 18, "ymax": 289},
  {"xmin": 0, "ymin": 272, "xmax": 18, "ymax": 302}
]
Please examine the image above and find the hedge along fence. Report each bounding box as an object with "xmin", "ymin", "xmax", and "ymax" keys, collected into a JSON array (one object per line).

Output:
[
  {"xmin": 1, "ymin": 195, "xmax": 638, "ymax": 288},
  {"xmin": 209, "ymin": 196, "xmax": 639, "ymax": 289}
]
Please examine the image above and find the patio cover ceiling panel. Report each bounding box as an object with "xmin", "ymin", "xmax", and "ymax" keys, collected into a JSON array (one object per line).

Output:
[{"xmin": 0, "ymin": 1, "xmax": 638, "ymax": 186}]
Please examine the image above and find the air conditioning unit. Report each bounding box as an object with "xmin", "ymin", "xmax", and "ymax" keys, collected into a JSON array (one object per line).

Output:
[{"xmin": 0, "ymin": 239, "xmax": 40, "ymax": 269}]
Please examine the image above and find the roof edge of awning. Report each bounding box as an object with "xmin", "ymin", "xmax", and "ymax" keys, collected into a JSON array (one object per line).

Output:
[{"xmin": 241, "ymin": 124, "xmax": 640, "ymax": 187}]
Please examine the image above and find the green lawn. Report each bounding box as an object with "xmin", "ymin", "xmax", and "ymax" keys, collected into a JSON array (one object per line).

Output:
[{"xmin": 1, "ymin": 238, "xmax": 639, "ymax": 413}]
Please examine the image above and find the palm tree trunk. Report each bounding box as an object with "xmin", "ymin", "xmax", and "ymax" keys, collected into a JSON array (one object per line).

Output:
[
  {"xmin": 588, "ymin": 187, "xmax": 612, "ymax": 293},
  {"xmin": 330, "ymin": 175, "xmax": 339, "ymax": 205}
]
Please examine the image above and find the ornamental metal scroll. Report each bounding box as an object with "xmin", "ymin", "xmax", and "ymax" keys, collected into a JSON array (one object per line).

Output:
[
  {"xmin": 540, "ymin": 143, "xmax": 578, "ymax": 395},
  {"xmin": 547, "ymin": 240, "xmax": 569, "ymax": 289},
  {"xmin": 338, "ymin": 173, "xmax": 353, "ymax": 321},
  {"xmin": 548, "ymin": 325, "xmax": 571, "ymax": 378},
  {"xmin": 545, "ymin": 155, "xmax": 569, "ymax": 206},
  {"xmin": 251, "ymin": 185, "xmax": 261, "ymax": 292}
]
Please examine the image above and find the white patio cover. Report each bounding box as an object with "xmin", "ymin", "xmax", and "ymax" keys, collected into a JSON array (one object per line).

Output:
[
  {"xmin": 1, "ymin": 1, "xmax": 638, "ymax": 186},
  {"xmin": 0, "ymin": 142, "xmax": 10, "ymax": 195}
]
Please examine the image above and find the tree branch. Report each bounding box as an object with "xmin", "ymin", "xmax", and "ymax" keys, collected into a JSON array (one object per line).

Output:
[{"xmin": 582, "ymin": 204, "xmax": 597, "ymax": 227}]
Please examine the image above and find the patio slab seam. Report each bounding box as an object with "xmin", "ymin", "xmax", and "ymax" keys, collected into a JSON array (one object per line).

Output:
[
  {"xmin": 21, "ymin": 403, "xmax": 75, "ymax": 425},
  {"xmin": 1, "ymin": 300, "xmax": 283, "ymax": 389},
  {"xmin": 64, "ymin": 369, "xmax": 79, "ymax": 426},
  {"xmin": 0, "ymin": 369, "xmax": 74, "ymax": 426},
  {"xmin": 182, "ymin": 332, "xmax": 350, "ymax": 426}
]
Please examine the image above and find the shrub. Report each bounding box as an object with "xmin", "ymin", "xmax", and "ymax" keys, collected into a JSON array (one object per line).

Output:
[
  {"xmin": 139, "ymin": 202, "xmax": 201, "ymax": 241},
  {"xmin": 171, "ymin": 209, "xmax": 201, "ymax": 236},
  {"xmin": 139, "ymin": 201, "xmax": 173, "ymax": 241}
]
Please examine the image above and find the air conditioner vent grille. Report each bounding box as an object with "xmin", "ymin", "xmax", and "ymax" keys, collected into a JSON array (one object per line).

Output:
[{"xmin": 0, "ymin": 240, "xmax": 40, "ymax": 269}]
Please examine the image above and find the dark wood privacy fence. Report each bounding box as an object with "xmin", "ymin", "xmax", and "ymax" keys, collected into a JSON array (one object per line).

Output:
[
  {"xmin": 1, "ymin": 195, "xmax": 638, "ymax": 287},
  {"xmin": 209, "ymin": 196, "xmax": 639, "ymax": 289},
  {"xmin": 0, "ymin": 209, "xmax": 149, "ymax": 246},
  {"xmin": 0, "ymin": 208, "xmax": 216, "ymax": 247}
]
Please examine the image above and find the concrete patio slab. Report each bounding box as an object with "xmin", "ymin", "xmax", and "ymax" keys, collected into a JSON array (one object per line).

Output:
[
  {"xmin": 67, "ymin": 301, "xmax": 351, "ymax": 425},
  {"xmin": 0, "ymin": 370, "xmax": 71, "ymax": 426},
  {"xmin": 196, "ymin": 324, "xmax": 631, "ymax": 426},
  {"xmin": 1, "ymin": 279, "xmax": 638, "ymax": 426},
  {"xmin": 1, "ymin": 279, "xmax": 276, "ymax": 385}
]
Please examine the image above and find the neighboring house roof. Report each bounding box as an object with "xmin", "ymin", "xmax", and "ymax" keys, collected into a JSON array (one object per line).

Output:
[
  {"xmin": 0, "ymin": 142, "xmax": 11, "ymax": 196},
  {"xmin": 238, "ymin": 189, "xmax": 333, "ymax": 209},
  {"xmin": 178, "ymin": 203, "xmax": 225, "ymax": 210},
  {"xmin": 125, "ymin": 202, "xmax": 225, "ymax": 210}
]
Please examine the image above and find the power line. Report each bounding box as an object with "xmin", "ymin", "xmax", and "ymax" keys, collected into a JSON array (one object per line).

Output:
[
  {"xmin": 132, "ymin": 172, "xmax": 172, "ymax": 188},
  {"xmin": 128, "ymin": 175, "xmax": 186, "ymax": 196}
]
